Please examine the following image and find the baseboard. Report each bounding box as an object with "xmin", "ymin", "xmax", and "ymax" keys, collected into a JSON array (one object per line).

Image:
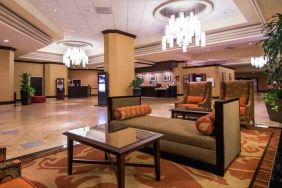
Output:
[
  {"xmin": 0, "ymin": 101, "xmax": 15, "ymax": 105},
  {"xmin": 90, "ymin": 94, "xmax": 98, "ymax": 96}
]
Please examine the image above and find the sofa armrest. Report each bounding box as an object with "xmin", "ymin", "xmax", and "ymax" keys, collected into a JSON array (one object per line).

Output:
[
  {"xmin": 0, "ymin": 148, "xmax": 6, "ymax": 162},
  {"xmin": 198, "ymin": 97, "xmax": 209, "ymax": 108},
  {"xmin": 0, "ymin": 160, "xmax": 22, "ymax": 183}
]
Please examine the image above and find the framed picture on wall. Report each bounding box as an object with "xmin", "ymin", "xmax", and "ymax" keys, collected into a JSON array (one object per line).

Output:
[
  {"xmin": 136, "ymin": 75, "xmax": 143, "ymax": 80},
  {"xmin": 162, "ymin": 75, "xmax": 171, "ymax": 82},
  {"xmin": 229, "ymin": 74, "xmax": 233, "ymax": 81},
  {"xmin": 149, "ymin": 75, "xmax": 157, "ymax": 82}
]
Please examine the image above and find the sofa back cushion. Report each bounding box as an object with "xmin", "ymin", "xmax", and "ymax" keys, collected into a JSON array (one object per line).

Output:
[
  {"xmin": 187, "ymin": 96, "xmax": 204, "ymax": 104},
  {"xmin": 114, "ymin": 105, "xmax": 152, "ymax": 120}
]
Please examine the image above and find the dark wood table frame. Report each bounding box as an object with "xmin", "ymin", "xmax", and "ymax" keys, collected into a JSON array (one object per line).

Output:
[
  {"xmin": 170, "ymin": 108, "xmax": 211, "ymax": 120},
  {"xmin": 65, "ymin": 133, "xmax": 162, "ymax": 188}
]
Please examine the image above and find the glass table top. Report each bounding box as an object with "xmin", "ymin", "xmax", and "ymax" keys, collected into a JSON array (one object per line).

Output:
[{"xmin": 65, "ymin": 124, "xmax": 162, "ymax": 149}]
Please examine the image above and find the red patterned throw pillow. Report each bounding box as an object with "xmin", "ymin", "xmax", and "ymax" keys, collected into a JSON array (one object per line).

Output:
[
  {"xmin": 195, "ymin": 113, "xmax": 214, "ymax": 136},
  {"xmin": 114, "ymin": 105, "xmax": 152, "ymax": 120}
]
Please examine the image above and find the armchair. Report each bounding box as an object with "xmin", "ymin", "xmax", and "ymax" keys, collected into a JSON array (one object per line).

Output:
[
  {"xmin": 220, "ymin": 80, "xmax": 254, "ymax": 126},
  {"xmin": 175, "ymin": 82, "xmax": 212, "ymax": 111},
  {"xmin": 0, "ymin": 148, "xmax": 35, "ymax": 187}
]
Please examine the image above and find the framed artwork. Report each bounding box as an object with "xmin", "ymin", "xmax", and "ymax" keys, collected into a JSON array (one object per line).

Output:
[
  {"xmin": 136, "ymin": 75, "xmax": 143, "ymax": 80},
  {"xmin": 162, "ymin": 74, "xmax": 171, "ymax": 82},
  {"xmin": 206, "ymin": 77, "xmax": 215, "ymax": 87},
  {"xmin": 229, "ymin": 74, "xmax": 233, "ymax": 81},
  {"xmin": 149, "ymin": 75, "xmax": 157, "ymax": 82}
]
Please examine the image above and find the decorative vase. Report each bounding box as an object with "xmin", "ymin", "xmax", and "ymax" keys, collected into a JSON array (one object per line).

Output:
[
  {"xmin": 133, "ymin": 88, "xmax": 141, "ymax": 96},
  {"xmin": 20, "ymin": 90, "xmax": 31, "ymax": 105}
]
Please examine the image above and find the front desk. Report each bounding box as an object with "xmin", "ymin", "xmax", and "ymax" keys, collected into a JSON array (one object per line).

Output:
[
  {"xmin": 68, "ymin": 86, "xmax": 89, "ymax": 98},
  {"xmin": 140, "ymin": 86, "xmax": 177, "ymax": 98}
]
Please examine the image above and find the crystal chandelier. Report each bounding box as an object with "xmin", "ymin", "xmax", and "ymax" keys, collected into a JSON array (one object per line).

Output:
[
  {"xmin": 162, "ymin": 12, "xmax": 206, "ymax": 53},
  {"xmin": 251, "ymin": 56, "xmax": 268, "ymax": 68},
  {"xmin": 63, "ymin": 47, "xmax": 88, "ymax": 68}
]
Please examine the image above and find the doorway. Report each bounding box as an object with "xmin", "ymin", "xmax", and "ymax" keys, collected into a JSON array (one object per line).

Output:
[{"xmin": 30, "ymin": 77, "xmax": 43, "ymax": 96}]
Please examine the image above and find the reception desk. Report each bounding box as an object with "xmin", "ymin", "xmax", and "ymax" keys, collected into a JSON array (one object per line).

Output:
[
  {"xmin": 68, "ymin": 86, "xmax": 89, "ymax": 98},
  {"xmin": 140, "ymin": 86, "xmax": 177, "ymax": 98}
]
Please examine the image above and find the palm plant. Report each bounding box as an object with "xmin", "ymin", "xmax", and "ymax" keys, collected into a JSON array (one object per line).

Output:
[{"xmin": 262, "ymin": 13, "xmax": 282, "ymax": 112}]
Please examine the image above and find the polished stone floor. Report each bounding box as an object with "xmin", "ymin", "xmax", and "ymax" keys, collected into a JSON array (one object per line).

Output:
[{"xmin": 0, "ymin": 94, "xmax": 280, "ymax": 159}]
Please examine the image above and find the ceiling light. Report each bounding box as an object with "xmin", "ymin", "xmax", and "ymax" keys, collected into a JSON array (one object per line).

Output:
[
  {"xmin": 162, "ymin": 12, "xmax": 206, "ymax": 53},
  {"xmin": 52, "ymin": 8, "xmax": 57, "ymax": 12},
  {"xmin": 3, "ymin": 39, "xmax": 9, "ymax": 43},
  {"xmin": 251, "ymin": 56, "xmax": 267, "ymax": 68},
  {"xmin": 249, "ymin": 42, "xmax": 253, "ymax": 45}
]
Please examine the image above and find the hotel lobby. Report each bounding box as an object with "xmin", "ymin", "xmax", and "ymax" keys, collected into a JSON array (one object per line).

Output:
[{"xmin": 0, "ymin": 0, "xmax": 282, "ymax": 187}]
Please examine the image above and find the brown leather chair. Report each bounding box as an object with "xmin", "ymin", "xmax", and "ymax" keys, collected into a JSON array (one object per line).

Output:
[
  {"xmin": 220, "ymin": 80, "xmax": 254, "ymax": 126},
  {"xmin": 0, "ymin": 148, "xmax": 35, "ymax": 188},
  {"xmin": 175, "ymin": 82, "xmax": 212, "ymax": 111}
]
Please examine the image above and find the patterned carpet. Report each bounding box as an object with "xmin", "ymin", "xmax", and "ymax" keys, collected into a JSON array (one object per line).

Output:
[{"xmin": 21, "ymin": 129, "xmax": 272, "ymax": 188}]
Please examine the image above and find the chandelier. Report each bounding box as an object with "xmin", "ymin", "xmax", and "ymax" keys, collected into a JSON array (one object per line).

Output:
[
  {"xmin": 251, "ymin": 56, "xmax": 268, "ymax": 68},
  {"xmin": 162, "ymin": 12, "xmax": 206, "ymax": 52},
  {"xmin": 63, "ymin": 47, "xmax": 88, "ymax": 68},
  {"xmin": 57, "ymin": 40, "xmax": 92, "ymax": 68}
]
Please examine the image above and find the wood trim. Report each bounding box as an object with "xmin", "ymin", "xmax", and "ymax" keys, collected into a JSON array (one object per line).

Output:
[
  {"xmin": 69, "ymin": 68, "xmax": 103, "ymax": 71},
  {"xmin": 182, "ymin": 64, "xmax": 235, "ymax": 70},
  {"xmin": 15, "ymin": 60, "xmax": 63, "ymax": 65},
  {"xmin": 135, "ymin": 62, "xmax": 154, "ymax": 66},
  {"xmin": 0, "ymin": 46, "xmax": 16, "ymax": 51},
  {"xmin": 0, "ymin": 101, "xmax": 15, "ymax": 105},
  {"xmin": 102, "ymin": 30, "xmax": 136, "ymax": 39}
]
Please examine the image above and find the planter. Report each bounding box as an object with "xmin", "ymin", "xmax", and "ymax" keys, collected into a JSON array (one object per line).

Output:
[
  {"xmin": 20, "ymin": 90, "xmax": 31, "ymax": 105},
  {"xmin": 132, "ymin": 88, "xmax": 141, "ymax": 96},
  {"xmin": 265, "ymin": 99, "xmax": 282, "ymax": 123}
]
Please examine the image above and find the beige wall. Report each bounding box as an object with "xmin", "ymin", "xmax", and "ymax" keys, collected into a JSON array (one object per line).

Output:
[
  {"xmin": 136, "ymin": 71, "xmax": 175, "ymax": 87},
  {"xmin": 69, "ymin": 70, "xmax": 99, "ymax": 95},
  {"xmin": 180, "ymin": 66, "xmax": 235, "ymax": 97},
  {"xmin": 0, "ymin": 49, "xmax": 14, "ymax": 102},
  {"xmin": 14, "ymin": 62, "xmax": 43, "ymax": 99},
  {"xmin": 104, "ymin": 32, "xmax": 135, "ymax": 96},
  {"xmin": 45, "ymin": 64, "xmax": 68, "ymax": 97},
  {"xmin": 235, "ymin": 72, "xmax": 268, "ymax": 91}
]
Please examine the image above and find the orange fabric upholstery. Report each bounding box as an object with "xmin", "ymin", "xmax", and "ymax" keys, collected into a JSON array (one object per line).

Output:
[
  {"xmin": 175, "ymin": 82, "xmax": 212, "ymax": 111},
  {"xmin": 187, "ymin": 96, "xmax": 204, "ymax": 104},
  {"xmin": 195, "ymin": 116, "xmax": 214, "ymax": 136},
  {"xmin": 0, "ymin": 177, "xmax": 35, "ymax": 188},
  {"xmin": 240, "ymin": 107, "xmax": 246, "ymax": 116},
  {"xmin": 239, "ymin": 96, "xmax": 247, "ymax": 107},
  {"xmin": 206, "ymin": 112, "xmax": 215, "ymax": 122},
  {"xmin": 114, "ymin": 105, "xmax": 152, "ymax": 120}
]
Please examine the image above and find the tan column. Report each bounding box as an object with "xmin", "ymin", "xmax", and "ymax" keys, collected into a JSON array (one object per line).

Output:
[
  {"xmin": 0, "ymin": 47, "xmax": 15, "ymax": 103},
  {"xmin": 44, "ymin": 63, "xmax": 68, "ymax": 97},
  {"xmin": 103, "ymin": 30, "xmax": 135, "ymax": 97}
]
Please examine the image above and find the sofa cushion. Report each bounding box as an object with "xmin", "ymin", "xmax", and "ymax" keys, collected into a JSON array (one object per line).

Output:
[
  {"xmin": 195, "ymin": 116, "xmax": 214, "ymax": 136},
  {"xmin": 111, "ymin": 116, "xmax": 216, "ymax": 150},
  {"xmin": 114, "ymin": 105, "xmax": 152, "ymax": 120},
  {"xmin": 187, "ymin": 96, "xmax": 204, "ymax": 104},
  {"xmin": 0, "ymin": 177, "xmax": 35, "ymax": 188},
  {"xmin": 239, "ymin": 96, "xmax": 247, "ymax": 107},
  {"xmin": 177, "ymin": 104, "xmax": 199, "ymax": 109}
]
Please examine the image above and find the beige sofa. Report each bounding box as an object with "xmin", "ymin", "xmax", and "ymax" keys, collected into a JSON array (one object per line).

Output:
[{"xmin": 108, "ymin": 96, "xmax": 241, "ymax": 176}]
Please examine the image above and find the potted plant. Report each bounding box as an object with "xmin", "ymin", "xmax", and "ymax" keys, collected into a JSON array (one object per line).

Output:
[
  {"xmin": 20, "ymin": 73, "xmax": 35, "ymax": 105},
  {"xmin": 262, "ymin": 13, "xmax": 282, "ymax": 123},
  {"xmin": 129, "ymin": 77, "xmax": 144, "ymax": 96}
]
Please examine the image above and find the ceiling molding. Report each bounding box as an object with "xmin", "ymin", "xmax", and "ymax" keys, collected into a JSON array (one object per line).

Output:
[
  {"xmin": 0, "ymin": 3, "xmax": 52, "ymax": 46},
  {"xmin": 251, "ymin": 0, "xmax": 266, "ymax": 24},
  {"xmin": 183, "ymin": 64, "xmax": 235, "ymax": 70},
  {"xmin": 102, "ymin": 30, "xmax": 136, "ymax": 39},
  {"xmin": 0, "ymin": 45, "xmax": 16, "ymax": 51}
]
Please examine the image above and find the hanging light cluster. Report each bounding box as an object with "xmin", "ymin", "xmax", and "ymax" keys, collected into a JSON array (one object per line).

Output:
[
  {"xmin": 162, "ymin": 12, "xmax": 206, "ymax": 53},
  {"xmin": 63, "ymin": 47, "xmax": 89, "ymax": 68},
  {"xmin": 250, "ymin": 56, "xmax": 268, "ymax": 68}
]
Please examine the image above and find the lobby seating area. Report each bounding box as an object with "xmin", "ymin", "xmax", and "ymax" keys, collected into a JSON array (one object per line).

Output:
[{"xmin": 0, "ymin": 0, "xmax": 281, "ymax": 187}]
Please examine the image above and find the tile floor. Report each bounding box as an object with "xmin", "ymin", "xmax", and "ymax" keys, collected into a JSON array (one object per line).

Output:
[{"xmin": 0, "ymin": 94, "xmax": 280, "ymax": 159}]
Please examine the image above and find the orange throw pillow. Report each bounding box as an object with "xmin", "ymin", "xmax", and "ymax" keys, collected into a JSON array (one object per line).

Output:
[
  {"xmin": 239, "ymin": 96, "xmax": 247, "ymax": 107},
  {"xmin": 206, "ymin": 112, "xmax": 215, "ymax": 123},
  {"xmin": 187, "ymin": 96, "xmax": 204, "ymax": 104},
  {"xmin": 240, "ymin": 107, "xmax": 246, "ymax": 116},
  {"xmin": 195, "ymin": 115, "xmax": 214, "ymax": 136},
  {"xmin": 114, "ymin": 105, "xmax": 152, "ymax": 120}
]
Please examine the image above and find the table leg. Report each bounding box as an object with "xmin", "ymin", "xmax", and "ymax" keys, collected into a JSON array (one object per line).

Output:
[
  {"xmin": 153, "ymin": 140, "xmax": 160, "ymax": 181},
  {"xmin": 104, "ymin": 152, "xmax": 108, "ymax": 160},
  {"xmin": 67, "ymin": 137, "xmax": 73, "ymax": 175},
  {"xmin": 116, "ymin": 154, "xmax": 125, "ymax": 188},
  {"xmin": 171, "ymin": 111, "xmax": 174, "ymax": 118},
  {"xmin": 182, "ymin": 113, "xmax": 186, "ymax": 119}
]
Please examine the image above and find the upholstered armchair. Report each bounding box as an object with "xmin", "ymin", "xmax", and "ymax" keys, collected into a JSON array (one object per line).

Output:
[
  {"xmin": 0, "ymin": 148, "xmax": 35, "ymax": 187},
  {"xmin": 175, "ymin": 82, "xmax": 212, "ymax": 111},
  {"xmin": 220, "ymin": 80, "xmax": 254, "ymax": 126}
]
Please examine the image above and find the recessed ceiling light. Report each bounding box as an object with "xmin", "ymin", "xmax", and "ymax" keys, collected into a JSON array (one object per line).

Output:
[
  {"xmin": 52, "ymin": 8, "xmax": 57, "ymax": 12},
  {"xmin": 249, "ymin": 42, "xmax": 253, "ymax": 45},
  {"xmin": 3, "ymin": 39, "xmax": 9, "ymax": 43}
]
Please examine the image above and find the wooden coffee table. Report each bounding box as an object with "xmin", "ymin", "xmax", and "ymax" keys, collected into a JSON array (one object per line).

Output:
[
  {"xmin": 170, "ymin": 108, "xmax": 211, "ymax": 120},
  {"xmin": 63, "ymin": 124, "xmax": 163, "ymax": 188}
]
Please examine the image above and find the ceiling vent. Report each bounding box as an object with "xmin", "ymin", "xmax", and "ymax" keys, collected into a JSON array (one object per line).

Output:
[
  {"xmin": 225, "ymin": 47, "xmax": 236, "ymax": 50},
  {"xmin": 95, "ymin": 7, "xmax": 112, "ymax": 14}
]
